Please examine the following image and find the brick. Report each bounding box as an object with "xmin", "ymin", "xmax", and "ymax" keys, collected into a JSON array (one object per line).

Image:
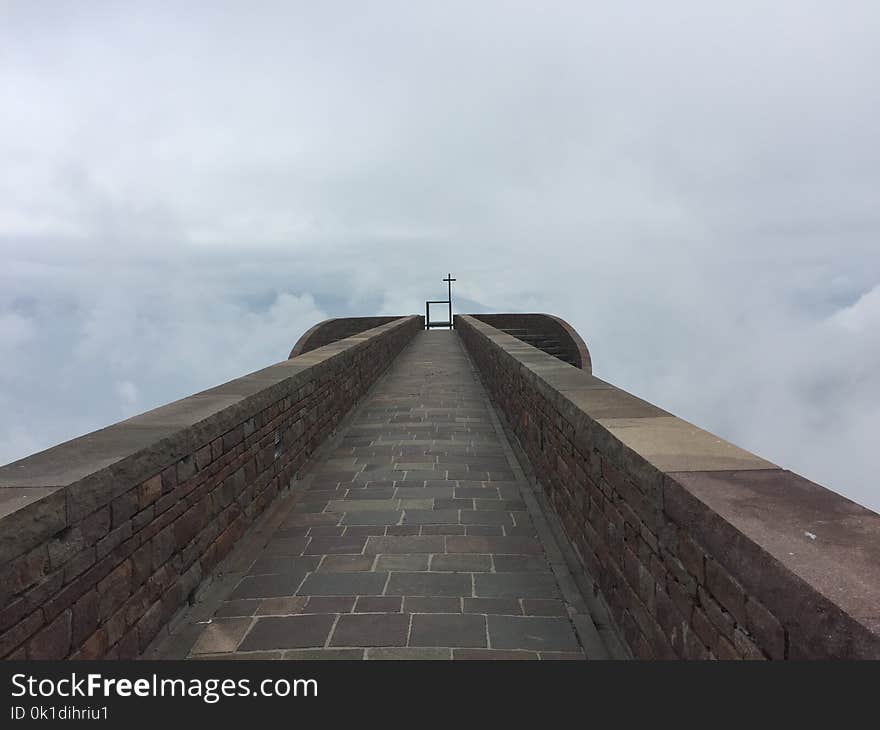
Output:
[
  {"xmin": 27, "ymin": 609, "xmax": 72, "ymax": 660},
  {"xmin": 705, "ymin": 559, "xmax": 747, "ymax": 627},
  {"xmin": 745, "ymin": 597, "xmax": 785, "ymax": 660}
]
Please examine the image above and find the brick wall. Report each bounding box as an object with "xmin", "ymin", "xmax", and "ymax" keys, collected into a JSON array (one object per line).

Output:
[
  {"xmin": 0, "ymin": 315, "xmax": 422, "ymax": 659},
  {"xmin": 456, "ymin": 314, "xmax": 880, "ymax": 659}
]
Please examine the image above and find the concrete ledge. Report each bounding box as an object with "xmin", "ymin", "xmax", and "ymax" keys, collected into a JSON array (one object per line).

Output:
[
  {"xmin": 0, "ymin": 315, "xmax": 422, "ymax": 659},
  {"xmin": 455, "ymin": 313, "xmax": 880, "ymax": 659}
]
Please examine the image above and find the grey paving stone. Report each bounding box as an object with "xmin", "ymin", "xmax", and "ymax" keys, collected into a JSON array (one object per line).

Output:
[
  {"xmin": 404, "ymin": 597, "xmax": 461, "ymax": 613},
  {"xmin": 341, "ymin": 510, "xmax": 403, "ymax": 525},
  {"xmin": 248, "ymin": 556, "xmax": 320, "ymax": 575},
  {"xmin": 262, "ymin": 537, "xmax": 310, "ymax": 555},
  {"xmin": 256, "ymin": 597, "xmax": 308, "ymax": 615},
  {"xmin": 303, "ymin": 536, "xmax": 367, "ymax": 555},
  {"xmin": 402, "ymin": 509, "xmax": 459, "ymax": 525},
  {"xmin": 523, "ymin": 599, "xmax": 568, "ymax": 616},
  {"xmin": 492, "ymin": 555, "xmax": 552, "ymax": 572},
  {"xmin": 238, "ymin": 615, "xmax": 335, "ymax": 650},
  {"xmin": 214, "ymin": 600, "xmax": 260, "ymax": 618},
  {"xmin": 446, "ymin": 536, "xmax": 543, "ymax": 554},
  {"xmin": 460, "ymin": 510, "xmax": 513, "ymax": 525},
  {"xmin": 355, "ymin": 596, "xmax": 402, "ymax": 613},
  {"xmin": 430, "ymin": 554, "xmax": 492, "ymax": 572},
  {"xmin": 281, "ymin": 649, "xmax": 366, "ymax": 660},
  {"xmin": 410, "ymin": 614, "xmax": 487, "ymax": 648},
  {"xmin": 330, "ymin": 613, "xmax": 410, "ymax": 647},
  {"xmin": 474, "ymin": 573, "xmax": 560, "ymax": 599},
  {"xmin": 464, "ymin": 598, "xmax": 522, "ymax": 615},
  {"xmin": 487, "ymin": 615, "xmax": 580, "ymax": 652},
  {"xmin": 366, "ymin": 648, "xmax": 451, "ymax": 660},
  {"xmin": 230, "ymin": 573, "xmax": 307, "ymax": 600},
  {"xmin": 453, "ymin": 649, "xmax": 539, "ymax": 660},
  {"xmin": 298, "ymin": 572, "xmax": 389, "ymax": 596},
  {"xmin": 364, "ymin": 536, "xmax": 445, "ymax": 554},
  {"xmin": 302, "ymin": 596, "xmax": 355, "ymax": 613},
  {"xmin": 190, "ymin": 619, "xmax": 252, "ymax": 655},
  {"xmin": 386, "ymin": 572, "xmax": 472, "ymax": 597},
  {"xmin": 374, "ymin": 554, "xmax": 430, "ymax": 571},
  {"xmin": 317, "ymin": 555, "xmax": 375, "ymax": 572}
]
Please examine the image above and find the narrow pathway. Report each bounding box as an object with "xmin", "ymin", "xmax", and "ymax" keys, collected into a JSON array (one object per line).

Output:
[{"xmin": 186, "ymin": 331, "xmax": 587, "ymax": 659}]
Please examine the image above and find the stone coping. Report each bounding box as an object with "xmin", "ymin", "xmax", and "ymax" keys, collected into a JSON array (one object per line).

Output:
[
  {"xmin": 455, "ymin": 313, "xmax": 880, "ymax": 657},
  {"xmin": 0, "ymin": 316, "xmax": 420, "ymax": 565}
]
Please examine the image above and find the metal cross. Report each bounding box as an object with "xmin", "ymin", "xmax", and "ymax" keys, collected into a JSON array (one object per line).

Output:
[{"xmin": 444, "ymin": 273, "xmax": 456, "ymax": 329}]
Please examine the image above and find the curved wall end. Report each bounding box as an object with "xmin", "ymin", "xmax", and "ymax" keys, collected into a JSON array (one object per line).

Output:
[
  {"xmin": 289, "ymin": 316, "xmax": 405, "ymax": 359},
  {"xmin": 470, "ymin": 313, "xmax": 591, "ymax": 372}
]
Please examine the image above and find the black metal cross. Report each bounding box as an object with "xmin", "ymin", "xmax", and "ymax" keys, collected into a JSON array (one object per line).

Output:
[{"xmin": 444, "ymin": 273, "xmax": 456, "ymax": 328}]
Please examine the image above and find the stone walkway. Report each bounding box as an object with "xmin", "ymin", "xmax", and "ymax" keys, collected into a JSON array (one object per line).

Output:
[{"xmin": 185, "ymin": 331, "xmax": 587, "ymax": 659}]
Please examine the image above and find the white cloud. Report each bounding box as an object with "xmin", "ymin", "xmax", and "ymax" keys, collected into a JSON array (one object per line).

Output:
[{"xmin": 1, "ymin": 1, "xmax": 878, "ymax": 510}]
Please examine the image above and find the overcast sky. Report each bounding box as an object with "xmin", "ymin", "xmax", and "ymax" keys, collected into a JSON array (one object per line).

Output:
[{"xmin": 2, "ymin": 1, "xmax": 878, "ymax": 510}]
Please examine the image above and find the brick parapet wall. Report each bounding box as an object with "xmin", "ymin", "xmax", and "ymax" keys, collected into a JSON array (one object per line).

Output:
[
  {"xmin": 456, "ymin": 314, "xmax": 880, "ymax": 660},
  {"xmin": 0, "ymin": 315, "xmax": 422, "ymax": 659}
]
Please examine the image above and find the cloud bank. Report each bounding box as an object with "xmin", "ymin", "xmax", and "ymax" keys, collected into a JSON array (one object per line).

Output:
[{"xmin": 1, "ymin": 1, "xmax": 878, "ymax": 509}]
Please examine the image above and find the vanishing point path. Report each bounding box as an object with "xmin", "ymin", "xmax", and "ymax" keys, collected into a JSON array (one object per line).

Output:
[{"xmin": 179, "ymin": 331, "xmax": 589, "ymax": 659}]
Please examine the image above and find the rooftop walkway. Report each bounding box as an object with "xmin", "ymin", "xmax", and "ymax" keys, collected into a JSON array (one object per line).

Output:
[{"xmin": 172, "ymin": 331, "xmax": 594, "ymax": 659}]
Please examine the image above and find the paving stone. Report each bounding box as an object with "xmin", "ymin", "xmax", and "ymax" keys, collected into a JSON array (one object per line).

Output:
[
  {"xmin": 366, "ymin": 648, "xmax": 451, "ymax": 660},
  {"xmin": 464, "ymin": 598, "xmax": 522, "ymax": 615},
  {"xmin": 453, "ymin": 649, "xmax": 539, "ymax": 660},
  {"xmin": 492, "ymin": 555, "xmax": 552, "ymax": 572},
  {"xmin": 355, "ymin": 597, "xmax": 402, "ymax": 613},
  {"xmin": 283, "ymin": 648, "xmax": 365, "ymax": 660},
  {"xmin": 364, "ymin": 536, "xmax": 445, "ymax": 554},
  {"xmin": 410, "ymin": 614, "xmax": 487, "ymax": 648},
  {"xmin": 540, "ymin": 651, "xmax": 586, "ymax": 660},
  {"xmin": 421, "ymin": 524, "xmax": 466, "ymax": 535},
  {"xmin": 256, "ymin": 597, "xmax": 308, "ymax": 615},
  {"xmin": 317, "ymin": 555, "xmax": 375, "ymax": 572},
  {"xmin": 386, "ymin": 572, "xmax": 472, "ymax": 597},
  {"xmin": 302, "ymin": 597, "xmax": 355, "ymax": 613},
  {"xmin": 460, "ymin": 510, "xmax": 513, "ymax": 525},
  {"xmin": 248, "ymin": 556, "xmax": 320, "ymax": 575},
  {"xmin": 214, "ymin": 600, "xmax": 260, "ymax": 618},
  {"xmin": 523, "ymin": 599, "xmax": 568, "ymax": 616},
  {"xmin": 394, "ymin": 487, "xmax": 455, "ymax": 499},
  {"xmin": 230, "ymin": 573, "xmax": 307, "ymax": 600},
  {"xmin": 374, "ymin": 554, "xmax": 430, "ymax": 571},
  {"xmin": 238, "ymin": 615, "xmax": 335, "ymax": 651},
  {"xmin": 474, "ymin": 573, "xmax": 560, "ymax": 599},
  {"xmin": 404, "ymin": 597, "xmax": 461, "ymax": 613},
  {"xmin": 341, "ymin": 511, "xmax": 403, "ymax": 525},
  {"xmin": 430, "ymin": 554, "xmax": 492, "ymax": 572},
  {"xmin": 262, "ymin": 537, "xmax": 309, "ymax": 555},
  {"xmin": 190, "ymin": 619, "xmax": 252, "ymax": 655},
  {"xmin": 298, "ymin": 572, "xmax": 388, "ymax": 596},
  {"xmin": 446, "ymin": 536, "xmax": 543, "ymax": 554},
  {"xmin": 330, "ymin": 613, "xmax": 410, "ymax": 647},
  {"xmin": 465, "ymin": 525, "xmax": 505, "ymax": 536},
  {"xmin": 304, "ymin": 536, "xmax": 367, "ymax": 555},
  {"xmin": 487, "ymin": 615, "xmax": 580, "ymax": 652},
  {"xmin": 385, "ymin": 525, "xmax": 421, "ymax": 536},
  {"xmin": 402, "ymin": 509, "xmax": 459, "ymax": 525}
]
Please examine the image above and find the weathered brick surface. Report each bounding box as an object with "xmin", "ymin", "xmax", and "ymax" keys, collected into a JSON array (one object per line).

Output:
[
  {"xmin": 455, "ymin": 313, "xmax": 880, "ymax": 660},
  {"xmin": 0, "ymin": 316, "xmax": 421, "ymax": 659}
]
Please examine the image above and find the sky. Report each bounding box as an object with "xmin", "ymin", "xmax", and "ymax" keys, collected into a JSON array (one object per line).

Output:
[{"xmin": 1, "ymin": 1, "xmax": 878, "ymax": 510}]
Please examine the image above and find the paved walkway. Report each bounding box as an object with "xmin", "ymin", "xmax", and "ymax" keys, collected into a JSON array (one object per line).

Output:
[{"xmin": 186, "ymin": 331, "xmax": 586, "ymax": 659}]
